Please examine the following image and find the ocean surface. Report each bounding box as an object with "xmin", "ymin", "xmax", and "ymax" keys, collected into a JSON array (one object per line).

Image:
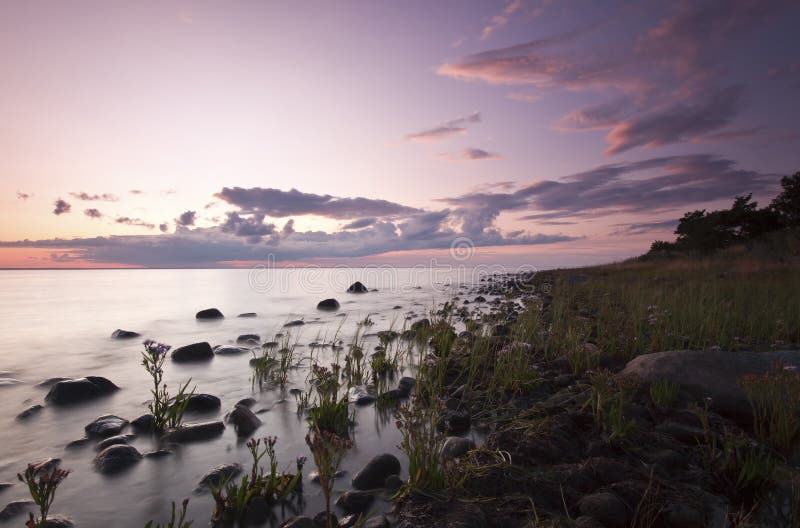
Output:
[{"xmin": 0, "ymin": 267, "xmax": 487, "ymax": 527}]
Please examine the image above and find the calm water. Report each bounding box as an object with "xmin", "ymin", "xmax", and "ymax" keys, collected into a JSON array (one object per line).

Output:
[{"xmin": 0, "ymin": 268, "xmax": 484, "ymax": 527}]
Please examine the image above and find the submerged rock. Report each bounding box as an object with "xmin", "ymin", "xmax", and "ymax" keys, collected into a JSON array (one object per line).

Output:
[
  {"xmin": 93, "ymin": 444, "xmax": 143, "ymax": 474},
  {"xmin": 317, "ymin": 298, "xmax": 340, "ymax": 311},
  {"xmin": 171, "ymin": 342, "xmax": 214, "ymax": 362},
  {"xmin": 16, "ymin": 404, "xmax": 44, "ymax": 420},
  {"xmin": 0, "ymin": 500, "xmax": 34, "ymax": 521},
  {"xmin": 213, "ymin": 344, "xmax": 249, "ymax": 355},
  {"xmin": 336, "ymin": 490, "xmax": 374, "ymax": 513},
  {"xmin": 183, "ymin": 393, "xmax": 221, "ymax": 413},
  {"xmin": 237, "ymin": 334, "xmax": 261, "ymax": 344},
  {"xmin": 281, "ymin": 516, "xmax": 315, "ymax": 528},
  {"xmin": 346, "ymin": 281, "xmax": 368, "ymax": 294},
  {"xmin": 85, "ymin": 415, "xmax": 129, "ymax": 437},
  {"xmin": 227, "ymin": 405, "xmax": 262, "ymax": 437},
  {"xmin": 41, "ymin": 515, "xmax": 75, "ymax": 528},
  {"xmin": 96, "ymin": 434, "xmax": 134, "ymax": 451},
  {"xmin": 111, "ymin": 329, "xmax": 140, "ymax": 339},
  {"xmin": 45, "ymin": 376, "xmax": 119, "ymax": 405},
  {"xmin": 620, "ymin": 349, "xmax": 800, "ymax": 422},
  {"xmin": 352, "ymin": 453, "xmax": 401, "ymax": 490},
  {"xmin": 348, "ymin": 386, "xmax": 376, "ymax": 405},
  {"xmin": 196, "ymin": 463, "xmax": 243, "ymax": 490},
  {"xmin": 131, "ymin": 413, "xmax": 155, "ymax": 432},
  {"xmin": 237, "ymin": 312, "xmax": 257, "ymax": 318},
  {"xmin": 196, "ymin": 308, "xmax": 224, "ymax": 320},
  {"xmin": 36, "ymin": 377, "xmax": 71, "ymax": 388},
  {"xmin": 284, "ymin": 319, "xmax": 305, "ymax": 327},
  {"xmin": 161, "ymin": 421, "xmax": 225, "ymax": 443},
  {"xmin": 0, "ymin": 482, "xmax": 12, "ymax": 492}
]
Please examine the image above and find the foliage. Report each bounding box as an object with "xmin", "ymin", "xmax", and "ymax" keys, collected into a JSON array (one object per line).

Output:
[
  {"xmin": 739, "ymin": 362, "xmax": 800, "ymax": 454},
  {"xmin": 308, "ymin": 363, "xmax": 354, "ymax": 436},
  {"xmin": 585, "ymin": 369, "xmax": 638, "ymax": 442},
  {"xmin": 395, "ymin": 398, "xmax": 446, "ymax": 495},
  {"xmin": 305, "ymin": 430, "xmax": 352, "ymax": 528},
  {"xmin": 141, "ymin": 340, "xmax": 194, "ymax": 433},
  {"xmin": 771, "ymin": 171, "xmax": 800, "ymax": 227},
  {"xmin": 18, "ymin": 462, "xmax": 70, "ymax": 528},
  {"xmin": 144, "ymin": 499, "xmax": 193, "ymax": 528}
]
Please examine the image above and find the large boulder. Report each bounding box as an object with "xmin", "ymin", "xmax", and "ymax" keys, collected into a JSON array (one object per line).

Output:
[
  {"xmin": 317, "ymin": 298, "xmax": 340, "ymax": 311},
  {"xmin": 352, "ymin": 453, "xmax": 401, "ymax": 490},
  {"xmin": 196, "ymin": 308, "xmax": 224, "ymax": 320},
  {"xmin": 183, "ymin": 393, "xmax": 221, "ymax": 413},
  {"xmin": 620, "ymin": 349, "xmax": 800, "ymax": 421},
  {"xmin": 346, "ymin": 281, "xmax": 368, "ymax": 294},
  {"xmin": 227, "ymin": 405, "xmax": 262, "ymax": 437},
  {"xmin": 85, "ymin": 415, "xmax": 129, "ymax": 437},
  {"xmin": 111, "ymin": 329, "xmax": 140, "ymax": 339},
  {"xmin": 93, "ymin": 444, "xmax": 143, "ymax": 474},
  {"xmin": 45, "ymin": 376, "xmax": 119, "ymax": 405},
  {"xmin": 161, "ymin": 421, "xmax": 225, "ymax": 443},
  {"xmin": 171, "ymin": 342, "xmax": 214, "ymax": 363}
]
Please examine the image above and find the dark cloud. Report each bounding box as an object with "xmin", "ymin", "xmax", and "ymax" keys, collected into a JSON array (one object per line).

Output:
[
  {"xmin": 612, "ymin": 219, "xmax": 678, "ymax": 236},
  {"xmin": 129, "ymin": 189, "xmax": 143, "ymax": 195},
  {"xmin": 282, "ymin": 219, "xmax": 295, "ymax": 235},
  {"xmin": 405, "ymin": 112, "xmax": 481, "ymax": 142},
  {"xmin": 215, "ymin": 187, "xmax": 422, "ymax": 219},
  {"xmin": 16, "ymin": 192, "xmax": 33, "ymax": 200},
  {"xmin": 176, "ymin": 210, "xmax": 197, "ymax": 227},
  {"xmin": 69, "ymin": 192, "xmax": 118, "ymax": 201},
  {"xmin": 342, "ymin": 217, "xmax": 377, "ymax": 230},
  {"xmin": 115, "ymin": 217, "xmax": 155, "ymax": 229},
  {"xmin": 84, "ymin": 208, "xmax": 102, "ymax": 219},
  {"xmin": 220, "ymin": 212, "xmax": 277, "ymax": 243},
  {"xmin": 439, "ymin": 148, "xmax": 501, "ymax": 161},
  {"xmin": 53, "ymin": 199, "xmax": 71, "ymax": 215},
  {"xmin": 159, "ymin": 223, "xmax": 169, "ymax": 233}
]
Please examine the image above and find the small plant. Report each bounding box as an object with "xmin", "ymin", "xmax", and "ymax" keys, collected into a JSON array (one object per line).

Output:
[
  {"xmin": 141, "ymin": 340, "xmax": 195, "ymax": 433},
  {"xmin": 585, "ymin": 370, "xmax": 637, "ymax": 442},
  {"xmin": 396, "ymin": 397, "xmax": 446, "ymax": 494},
  {"xmin": 308, "ymin": 364, "xmax": 354, "ymax": 436},
  {"xmin": 144, "ymin": 499, "xmax": 192, "ymax": 528},
  {"xmin": 719, "ymin": 433, "xmax": 774, "ymax": 501},
  {"xmin": 739, "ymin": 362, "xmax": 800, "ymax": 454},
  {"xmin": 252, "ymin": 333, "xmax": 300, "ymax": 388},
  {"xmin": 305, "ymin": 430, "xmax": 352, "ymax": 528},
  {"xmin": 18, "ymin": 462, "xmax": 70, "ymax": 528},
  {"xmin": 649, "ymin": 379, "xmax": 680, "ymax": 409}
]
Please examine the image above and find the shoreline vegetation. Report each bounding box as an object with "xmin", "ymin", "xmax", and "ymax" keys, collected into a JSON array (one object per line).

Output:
[{"xmin": 5, "ymin": 174, "xmax": 800, "ymax": 527}]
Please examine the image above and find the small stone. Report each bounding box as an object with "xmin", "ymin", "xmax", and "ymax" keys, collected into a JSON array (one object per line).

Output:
[
  {"xmin": 85, "ymin": 415, "xmax": 129, "ymax": 438},
  {"xmin": 161, "ymin": 421, "xmax": 225, "ymax": 443},
  {"xmin": 16, "ymin": 404, "xmax": 44, "ymax": 420},
  {"xmin": 171, "ymin": 342, "xmax": 214, "ymax": 362},
  {"xmin": 196, "ymin": 463, "xmax": 243, "ymax": 490},
  {"xmin": 336, "ymin": 490, "xmax": 374, "ymax": 513},
  {"xmin": 0, "ymin": 500, "xmax": 35, "ymax": 522},
  {"xmin": 346, "ymin": 281, "xmax": 368, "ymax": 293},
  {"xmin": 352, "ymin": 453, "xmax": 401, "ymax": 490},
  {"xmin": 227, "ymin": 405, "xmax": 262, "ymax": 437},
  {"xmin": 317, "ymin": 299, "xmax": 340, "ymax": 311},
  {"xmin": 93, "ymin": 444, "xmax": 143, "ymax": 474},
  {"xmin": 96, "ymin": 434, "xmax": 134, "ymax": 451},
  {"xmin": 111, "ymin": 329, "xmax": 140, "ymax": 339},
  {"xmin": 237, "ymin": 334, "xmax": 261, "ymax": 344}
]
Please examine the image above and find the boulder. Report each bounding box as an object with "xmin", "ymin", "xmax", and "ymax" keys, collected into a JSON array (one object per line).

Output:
[
  {"xmin": 0, "ymin": 500, "xmax": 34, "ymax": 522},
  {"xmin": 352, "ymin": 453, "xmax": 401, "ymax": 490},
  {"xmin": 131, "ymin": 413, "xmax": 155, "ymax": 432},
  {"xmin": 577, "ymin": 492, "xmax": 631, "ymax": 528},
  {"xmin": 45, "ymin": 376, "xmax": 119, "ymax": 405},
  {"xmin": 346, "ymin": 281, "xmax": 368, "ymax": 294},
  {"xmin": 441, "ymin": 436, "xmax": 475, "ymax": 462},
  {"xmin": 196, "ymin": 463, "xmax": 243, "ymax": 490},
  {"xmin": 336, "ymin": 490, "xmax": 374, "ymax": 513},
  {"xmin": 213, "ymin": 345, "xmax": 249, "ymax": 355},
  {"xmin": 317, "ymin": 298, "xmax": 341, "ymax": 311},
  {"xmin": 237, "ymin": 397, "xmax": 256, "ymax": 408},
  {"xmin": 93, "ymin": 444, "xmax": 143, "ymax": 474},
  {"xmin": 227, "ymin": 405, "xmax": 262, "ymax": 437},
  {"xmin": 111, "ymin": 329, "xmax": 140, "ymax": 339},
  {"xmin": 183, "ymin": 393, "xmax": 221, "ymax": 413},
  {"xmin": 237, "ymin": 334, "xmax": 261, "ymax": 344},
  {"xmin": 16, "ymin": 404, "xmax": 44, "ymax": 420},
  {"xmin": 161, "ymin": 421, "xmax": 225, "ymax": 443},
  {"xmin": 196, "ymin": 308, "xmax": 224, "ymax": 320},
  {"xmin": 96, "ymin": 434, "xmax": 134, "ymax": 451},
  {"xmin": 620, "ymin": 349, "xmax": 800, "ymax": 421},
  {"xmin": 171, "ymin": 342, "xmax": 214, "ymax": 362},
  {"xmin": 85, "ymin": 415, "xmax": 129, "ymax": 437}
]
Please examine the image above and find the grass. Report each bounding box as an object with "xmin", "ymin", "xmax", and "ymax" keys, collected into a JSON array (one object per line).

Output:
[
  {"xmin": 251, "ymin": 332, "xmax": 300, "ymax": 389},
  {"xmin": 307, "ymin": 363, "xmax": 354, "ymax": 436},
  {"xmin": 584, "ymin": 369, "xmax": 638, "ymax": 442},
  {"xmin": 649, "ymin": 379, "xmax": 680, "ymax": 409},
  {"xmin": 144, "ymin": 500, "xmax": 192, "ymax": 528},
  {"xmin": 395, "ymin": 397, "xmax": 446, "ymax": 496},
  {"xmin": 739, "ymin": 362, "xmax": 800, "ymax": 455}
]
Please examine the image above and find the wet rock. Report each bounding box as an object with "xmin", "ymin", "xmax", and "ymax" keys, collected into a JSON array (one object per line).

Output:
[
  {"xmin": 317, "ymin": 298, "xmax": 340, "ymax": 311},
  {"xmin": 17, "ymin": 404, "xmax": 44, "ymax": 420},
  {"xmin": 662, "ymin": 503, "xmax": 705, "ymax": 528},
  {"xmin": 363, "ymin": 516, "xmax": 390, "ymax": 528},
  {"xmin": 214, "ymin": 344, "xmax": 250, "ymax": 355},
  {"xmin": 96, "ymin": 434, "xmax": 135, "ymax": 451},
  {"xmin": 336, "ymin": 490, "xmax": 374, "ymax": 513},
  {"xmin": 41, "ymin": 516, "xmax": 75, "ymax": 528},
  {"xmin": 384, "ymin": 474, "xmax": 403, "ymax": 492},
  {"xmin": 441, "ymin": 436, "xmax": 475, "ymax": 462},
  {"xmin": 574, "ymin": 516, "xmax": 605, "ymax": 528},
  {"xmin": 36, "ymin": 377, "xmax": 70, "ymax": 388},
  {"xmin": 144, "ymin": 449, "xmax": 174, "ymax": 458},
  {"xmin": 196, "ymin": 463, "xmax": 243, "ymax": 490},
  {"xmin": 31, "ymin": 458, "xmax": 61, "ymax": 472},
  {"xmin": 162, "ymin": 421, "xmax": 225, "ymax": 443},
  {"xmin": 313, "ymin": 512, "xmax": 337, "ymax": 527},
  {"xmin": 227, "ymin": 405, "xmax": 262, "ymax": 437},
  {"xmin": 65, "ymin": 438, "xmax": 91, "ymax": 450},
  {"xmin": 621, "ymin": 349, "xmax": 800, "ymax": 422},
  {"xmin": 352, "ymin": 453, "xmax": 401, "ymax": 490},
  {"xmin": 85, "ymin": 415, "xmax": 129, "ymax": 437},
  {"xmin": 184, "ymin": 393, "xmax": 221, "ymax": 413},
  {"xmin": 474, "ymin": 296, "xmax": 486, "ymax": 302},
  {"xmin": 171, "ymin": 342, "xmax": 214, "ymax": 362},
  {"xmin": 196, "ymin": 308, "xmax": 224, "ymax": 319},
  {"xmin": 0, "ymin": 482, "xmax": 12, "ymax": 492},
  {"xmin": 238, "ymin": 312, "xmax": 257, "ymax": 318},
  {"xmin": 0, "ymin": 500, "xmax": 34, "ymax": 521},
  {"xmin": 237, "ymin": 397, "xmax": 256, "ymax": 408},
  {"xmin": 442, "ymin": 409, "xmax": 471, "ymax": 435},
  {"xmin": 237, "ymin": 334, "xmax": 261, "ymax": 344},
  {"xmin": 309, "ymin": 470, "xmax": 346, "ymax": 484},
  {"xmin": 111, "ymin": 329, "xmax": 140, "ymax": 339},
  {"xmin": 348, "ymin": 386, "xmax": 376, "ymax": 405},
  {"xmin": 577, "ymin": 492, "xmax": 631, "ymax": 528},
  {"xmin": 346, "ymin": 281, "xmax": 368, "ymax": 294},
  {"xmin": 398, "ymin": 376, "xmax": 415, "ymax": 396},
  {"xmin": 93, "ymin": 444, "xmax": 143, "ymax": 474},
  {"xmin": 131, "ymin": 413, "xmax": 155, "ymax": 432},
  {"xmin": 338, "ymin": 514, "xmax": 359, "ymax": 528},
  {"xmin": 45, "ymin": 376, "xmax": 119, "ymax": 405},
  {"xmin": 284, "ymin": 320, "xmax": 305, "ymax": 327},
  {"xmin": 281, "ymin": 516, "xmax": 315, "ymax": 528},
  {"xmin": 244, "ymin": 496, "xmax": 269, "ymax": 525}
]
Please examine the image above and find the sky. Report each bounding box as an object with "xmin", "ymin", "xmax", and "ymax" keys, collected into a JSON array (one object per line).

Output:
[{"xmin": 1, "ymin": 0, "xmax": 798, "ymax": 269}]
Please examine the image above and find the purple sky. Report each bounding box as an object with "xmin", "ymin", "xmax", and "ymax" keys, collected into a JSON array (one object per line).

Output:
[{"xmin": 1, "ymin": 0, "xmax": 798, "ymax": 268}]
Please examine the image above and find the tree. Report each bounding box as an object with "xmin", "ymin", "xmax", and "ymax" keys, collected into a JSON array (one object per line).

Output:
[{"xmin": 771, "ymin": 172, "xmax": 800, "ymax": 227}]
